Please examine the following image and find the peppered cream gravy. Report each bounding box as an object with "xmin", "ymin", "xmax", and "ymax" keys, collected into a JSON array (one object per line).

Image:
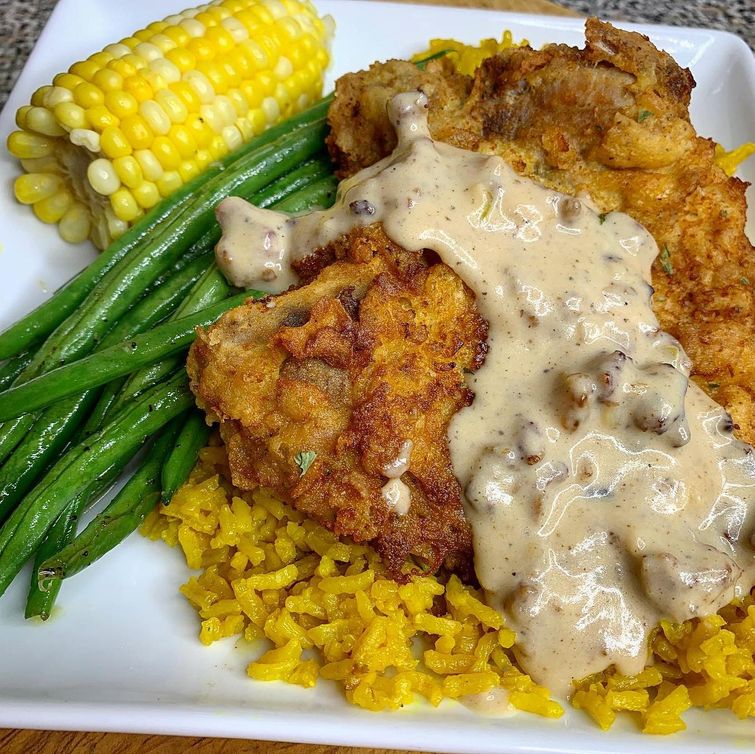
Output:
[{"xmin": 214, "ymin": 91, "xmax": 755, "ymax": 696}]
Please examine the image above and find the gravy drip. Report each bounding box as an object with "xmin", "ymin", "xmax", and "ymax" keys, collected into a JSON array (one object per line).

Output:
[{"xmin": 215, "ymin": 91, "xmax": 755, "ymax": 696}]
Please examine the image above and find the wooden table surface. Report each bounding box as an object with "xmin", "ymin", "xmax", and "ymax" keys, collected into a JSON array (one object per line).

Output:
[{"xmin": 2, "ymin": 0, "xmax": 574, "ymax": 751}]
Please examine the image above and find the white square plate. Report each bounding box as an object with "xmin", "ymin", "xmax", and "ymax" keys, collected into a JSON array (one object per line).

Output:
[{"xmin": 0, "ymin": 2, "xmax": 753, "ymax": 752}]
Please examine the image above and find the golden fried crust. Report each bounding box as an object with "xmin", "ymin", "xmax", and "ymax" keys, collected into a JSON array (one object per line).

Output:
[
  {"xmin": 326, "ymin": 18, "xmax": 755, "ymax": 443},
  {"xmin": 188, "ymin": 226, "xmax": 487, "ymax": 579},
  {"xmin": 326, "ymin": 57, "xmax": 473, "ymax": 179}
]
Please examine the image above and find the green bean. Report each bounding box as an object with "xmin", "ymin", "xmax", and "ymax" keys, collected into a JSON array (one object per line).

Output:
[
  {"xmin": 275, "ymin": 175, "xmax": 338, "ymax": 212},
  {"xmin": 0, "ymin": 352, "xmax": 32, "ymax": 391},
  {"xmin": 0, "ymin": 372, "xmax": 193, "ymax": 596},
  {"xmin": 98, "ymin": 170, "xmax": 335, "ymax": 420},
  {"xmin": 0, "ymin": 293, "xmax": 254, "ymax": 420},
  {"xmin": 24, "ymin": 456, "xmax": 127, "ymax": 620},
  {"xmin": 0, "ymin": 252, "xmax": 214, "ymax": 518},
  {"xmin": 161, "ymin": 411, "xmax": 212, "ymax": 503},
  {"xmin": 108, "ymin": 265, "xmax": 232, "ymax": 417},
  {"xmin": 28, "ymin": 120, "xmax": 328, "ymax": 378},
  {"xmin": 0, "ymin": 391, "xmax": 97, "ymax": 527},
  {"xmin": 0, "ymin": 119, "xmax": 328, "ymax": 462},
  {"xmin": 37, "ymin": 418, "xmax": 183, "ymax": 587},
  {"xmin": 0, "ymin": 96, "xmax": 333, "ymax": 361},
  {"xmin": 79, "ymin": 159, "xmax": 329, "ymax": 434},
  {"xmin": 78, "ymin": 253, "xmax": 213, "ymax": 437}
]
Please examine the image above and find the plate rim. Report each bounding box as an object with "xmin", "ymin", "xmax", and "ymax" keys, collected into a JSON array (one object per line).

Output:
[{"xmin": 0, "ymin": 1, "xmax": 754, "ymax": 751}]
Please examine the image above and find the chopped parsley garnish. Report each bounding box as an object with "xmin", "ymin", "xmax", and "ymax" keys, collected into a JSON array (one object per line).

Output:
[
  {"xmin": 637, "ymin": 110, "xmax": 653, "ymax": 122},
  {"xmin": 741, "ymin": 276, "xmax": 751, "ymax": 286},
  {"xmin": 659, "ymin": 246, "xmax": 674, "ymax": 275},
  {"xmin": 708, "ymin": 382, "xmax": 720, "ymax": 390},
  {"xmin": 294, "ymin": 450, "xmax": 317, "ymax": 477},
  {"xmin": 598, "ymin": 212, "xmax": 608, "ymax": 224}
]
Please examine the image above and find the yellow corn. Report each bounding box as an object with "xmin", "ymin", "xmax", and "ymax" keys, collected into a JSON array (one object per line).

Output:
[{"xmin": 7, "ymin": 0, "xmax": 333, "ymax": 248}]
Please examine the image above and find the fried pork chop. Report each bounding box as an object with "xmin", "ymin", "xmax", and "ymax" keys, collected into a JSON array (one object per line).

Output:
[
  {"xmin": 327, "ymin": 18, "xmax": 755, "ymax": 444},
  {"xmin": 188, "ymin": 225, "xmax": 487, "ymax": 578},
  {"xmin": 190, "ymin": 19, "xmax": 754, "ymax": 579}
]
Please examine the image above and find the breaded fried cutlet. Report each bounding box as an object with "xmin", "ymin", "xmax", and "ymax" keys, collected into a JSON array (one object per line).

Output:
[
  {"xmin": 327, "ymin": 18, "xmax": 755, "ymax": 444},
  {"xmin": 188, "ymin": 225, "xmax": 487, "ymax": 579}
]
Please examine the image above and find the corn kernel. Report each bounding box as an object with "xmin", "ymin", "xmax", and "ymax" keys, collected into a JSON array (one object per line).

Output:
[
  {"xmin": 134, "ymin": 42, "xmax": 163, "ymax": 62},
  {"xmin": 69, "ymin": 60, "xmax": 100, "ymax": 81},
  {"xmin": 197, "ymin": 61, "xmax": 228, "ymax": 94},
  {"xmin": 123, "ymin": 75, "xmax": 154, "ymax": 103},
  {"xmin": 120, "ymin": 114, "xmax": 153, "ymax": 150},
  {"xmin": 69, "ymin": 128, "xmax": 101, "ymax": 152},
  {"xmin": 188, "ymin": 37, "xmax": 216, "ymax": 63},
  {"xmin": 85, "ymin": 105, "xmax": 119, "ymax": 130},
  {"xmin": 104, "ymin": 206, "xmax": 129, "ymax": 239},
  {"xmin": 92, "ymin": 68, "xmax": 124, "ymax": 92},
  {"xmin": 113, "ymin": 155, "xmax": 143, "ymax": 188},
  {"xmin": 104, "ymin": 90, "xmax": 138, "ymax": 118},
  {"xmin": 100, "ymin": 126, "xmax": 132, "ymax": 158},
  {"xmin": 134, "ymin": 149, "xmax": 164, "ymax": 181},
  {"xmin": 156, "ymin": 169, "xmax": 182, "ymax": 197},
  {"xmin": 53, "ymin": 72, "xmax": 83, "ymax": 90},
  {"xmin": 73, "ymin": 81, "xmax": 104, "ymax": 108},
  {"xmin": 58, "ymin": 202, "xmax": 91, "ymax": 243},
  {"xmin": 178, "ymin": 159, "xmax": 201, "ymax": 182},
  {"xmin": 163, "ymin": 25, "xmax": 191, "ymax": 46},
  {"xmin": 150, "ymin": 58, "xmax": 182, "ymax": 85},
  {"xmin": 25, "ymin": 106, "xmax": 65, "ymax": 136},
  {"xmin": 103, "ymin": 42, "xmax": 131, "ymax": 59},
  {"xmin": 133, "ymin": 180, "xmax": 161, "ymax": 209},
  {"xmin": 7, "ymin": 130, "xmax": 54, "ymax": 159},
  {"xmin": 151, "ymin": 135, "xmax": 181, "ymax": 169},
  {"xmin": 110, "ymin": 187, "xmax": 141, "ymax": 222},
  {"xmin": 222, "ymin": 124, "xmax": 242, "ymax": 151},
  {"xmin": 14, "ymin": 172, "xmax": 62, "ymax": 204},
  {"xmin": 155, "ymin": 89, "xmax": 188, "ymax": 123},
  {"xmin": 33, "ymin": 189, "xmax": 73, "ymax": 223},
  {"xmin": 139, "ymin": 100, "xmax": 172, "ymax": 135},
  {"xmin": 88, "ymin": 51, "xmax": 113, "ymax": 67},
  {"xmin": 87, "ymin": 158, "xmax": 121, "ymax": 195},
  {"xmin": 168, "ymin": 124, "xmax": 197, "ymax": 159},
  {"xmin": 183, "ymin": 70, "xmax": 216, "ymax": 104},
  {"xmin": 20, "ymin": 156, "xmax": 61, "ymax": 174},
  {"xmin": 42, "ymin": 86, "xmax": 74, "ymax": 109}
]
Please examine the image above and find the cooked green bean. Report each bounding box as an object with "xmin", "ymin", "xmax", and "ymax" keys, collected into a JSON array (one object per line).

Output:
[
  {"xmin": 24, "ymin": 456, "xmax": 127, "ymax": 620},
  {"xmin": 78, "ymin": 253, "xmax": 213, "ymax": 438},
  {"xmin": 107, "ymin": 265, "xmax": 233, "ymax": 417},
  {"xmin": 161, "ymin": 411, "xmax": 212, "ymax": 503},
  {"xmin": 0, "ymin": 252, "xmax": 213, "ymax": 518},
  {"xmin": 0, "ymin": 391, "xmax": 97, "ymax": 527},
  {"xmin": 37, "ymin": 419, "xmax": 183, "ymax": 587},
  {"xmin": 0, "ymin": 293, "xmax": 253, "ymax": 420},
  {"xmin": 0, "ymin": 352, "xmax": 31, "ymax": 391},
  {"xmin": 0, "ymin": 96, "xmax": 333, "ymax": 361},
  {"xmin": 275, "ymin": 175, "xmax": 338, "ymax": 212},
  {"xmin": 0, "ymin": 119, "xmax": 329, "ymax": 463},
  {"xmin": 0, "ymin": 372, "xmax": 193, "ymax": 596}
]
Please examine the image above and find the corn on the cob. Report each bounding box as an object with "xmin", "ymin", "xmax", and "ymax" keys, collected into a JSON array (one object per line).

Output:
[{"xmin": 7, "ymin": 0, "xmax": 333, "ymax": 248}]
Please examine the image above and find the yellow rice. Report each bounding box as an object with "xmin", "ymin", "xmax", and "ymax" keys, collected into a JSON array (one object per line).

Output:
[{"xmin": 142, "ymin": 442, "xmax": 754, "ymax": 732}]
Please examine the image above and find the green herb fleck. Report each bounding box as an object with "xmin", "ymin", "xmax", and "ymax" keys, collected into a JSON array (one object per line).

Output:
[
  {"xmin": 598, "ymin": 213, "xmax": 608, "ymax": 224},
  {"xmin": 741, "ymin": 276, "xmax": 751, "ymax": 286},
  {"xmin": 719, "ymin": 209, "xmax": 729, "ymax": 218},
  {"xmin": 637, "ymin": 110, "xmax": 653, "ymax": 122},
  {"xmin": 294, "ymin": 450, "xmax": 317, "ymax": 477},
  {"xmin": 708, "ymin": 382, "xmax": 720, "ymax": 390},
  {"xmin": 659, "ymin": 246, "xmax": 674, "ymax": 275}
]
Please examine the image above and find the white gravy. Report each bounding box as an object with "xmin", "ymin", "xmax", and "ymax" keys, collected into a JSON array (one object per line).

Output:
[{"xmin": 214, "ymin": 91, "xmax": 755, "ymax": 697}]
